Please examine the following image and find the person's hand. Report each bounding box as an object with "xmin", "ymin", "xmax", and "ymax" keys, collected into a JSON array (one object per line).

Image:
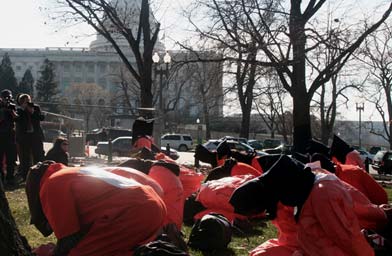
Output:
[{"xmin": 27, "ymin": 105, "xmax": 34, "ymax": 114}]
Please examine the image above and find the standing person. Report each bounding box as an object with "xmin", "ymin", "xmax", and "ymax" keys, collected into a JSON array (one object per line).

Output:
[
  {"xmin": 15, "ymin": 93, "xmax": 45, "ymax": 181},
  {"xmin": 45, "ymin": 137, "xmax": 69, "ymax": 166},
  {"xmin": 0, "ymin": 89, "xmax": 17, "ymax": 185},
  {"xmin": 132, "ymin": 116, "xmax": 160, "ymax": 152}
]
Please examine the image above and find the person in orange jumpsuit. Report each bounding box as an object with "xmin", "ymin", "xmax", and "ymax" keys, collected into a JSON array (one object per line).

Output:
[
  {"xmin": 330, "ymin": 134, "xmax": 365, "ymax": 169},
  {"xmin": 26, "ymin": 161, "xmax": 167, "ymax": 256},
  {"xmin": 131, "ymin": 117, "xmax": 157, "ymax": 151},
  {"xmin": 205, "ymin": 158, "xmax": 261, "ymax": 181},
  {"xmin": 312, "ymin": 153, "xmax": 388, "ymax": 205},
  {"xmin": 230, "ymin": 155, "xmax": 388, "ymax": 256},
  {"xmin": 118, "ymin": 158, "xmax": 185, "ymax": 231}
]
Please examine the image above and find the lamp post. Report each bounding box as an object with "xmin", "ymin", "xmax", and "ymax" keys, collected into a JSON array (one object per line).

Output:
[
  {"xmin": 152, "ymin": 51, "xmax": 171, "ymax": 147},
  {"xmin": 195, "ymin": 118, "xmax": 201, "ymax": 168},
  {"xmin": 356, "ymin": 103, "xmax": 364, "ymax": 149}
]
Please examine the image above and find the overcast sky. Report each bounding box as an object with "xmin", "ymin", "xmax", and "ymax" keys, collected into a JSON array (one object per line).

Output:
[{"xmin": 0, "ymin": 0, "xmax": 390, "ymax": 121}]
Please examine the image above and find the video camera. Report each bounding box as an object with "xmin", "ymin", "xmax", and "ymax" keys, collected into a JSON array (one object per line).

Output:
[{"xmin": 0, "ymin": 96, "xmax": 16, "ymax": 111}]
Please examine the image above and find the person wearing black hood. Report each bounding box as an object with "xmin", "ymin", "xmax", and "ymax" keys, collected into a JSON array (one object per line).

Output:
[
  {"xmin": 330, "ymin": 134, "xmax": 365, "ymax": 169},
  {"xmin": 230, "ymin": 155, "xmax": 376, "ymax": 256},
  {"xmin": 131, "ymin": 117, "xmax": 160, "ymax": 153},
  {"xmin": 45, "ymin": 137, "xmax": 69, "ymax": 166}
]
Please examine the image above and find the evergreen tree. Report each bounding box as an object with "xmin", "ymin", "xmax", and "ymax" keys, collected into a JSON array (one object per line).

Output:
[
  {"xmin": 0, "ymin": 53, "xmax": 17, "ymax": 93},
  {"xmin": 18, "ymin": 69, "xmax": 34, "ymax": 96},
  {"xmin": 35, "ymin": 59, "xmax": 59, "ymax": 113}
]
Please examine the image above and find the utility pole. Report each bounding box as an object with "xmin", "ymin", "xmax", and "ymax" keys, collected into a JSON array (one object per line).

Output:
[
  {"xmin": 152, "ymin": 52, "xmax": 171, "ymax": 148},
  {"xmin": 356, "ymin": 103, "xmax": 364, "ymax": 149}
]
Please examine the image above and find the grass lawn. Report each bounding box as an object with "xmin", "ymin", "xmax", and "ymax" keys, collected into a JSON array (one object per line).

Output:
[{"xmin": 6, "ymin": 185, "xmax": 392, "ymax": 255}]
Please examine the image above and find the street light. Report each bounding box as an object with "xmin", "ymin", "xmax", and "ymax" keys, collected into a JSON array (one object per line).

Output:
[
  {"xmin": 356, "ymin": 102, "xmax": 364, "ymax": 149},
  {"xmin": 152, "ymin": 51, "xmax": 171, "ymax": 147},
  {"xmin": 195, "ymin": 118, "xmax": 202, "ymax": 168}
]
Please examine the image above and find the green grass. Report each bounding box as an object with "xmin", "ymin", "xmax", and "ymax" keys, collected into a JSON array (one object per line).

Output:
[{"xmin": 6, "ymin": 186, "xmax": 392, "ymax": 255}]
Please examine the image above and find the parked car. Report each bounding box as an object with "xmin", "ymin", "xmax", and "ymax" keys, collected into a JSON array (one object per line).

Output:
[
  {"xmin": 263, "ymin": 144, "xmax": 293, "ymax": 155},
  {"xmin": 43, "ymin": 129, "xmax": 67, "ymax": 142},
  {"xmin": 95, "ymin": 136, "xmax": 179, "ymax": 160},
  {"xmin": 219, "ymin": 136, "xmax": 248, "ymax": 145},
  {"xmin": 372, "ymin": 150, "xmax": 392, "ymax": 175},
  {"xmin": 86, "ymin": 127, "xmax": 132, "ymax": 145},
  {"xmin": 356, "ymin": 149, "xmax": 374, "ymax": 163},
  {"xmin": 263, "ymin": 139, "xmax": 283, "ymax": 149},
  {"xmin": 369, "ymin": 146, "xmax": 386, "ymax": 155},
  {"xmin": 248, "ymin": 139, "xmax": 264, "ymax": 150},
  {"xmin": 161, "ymin": 134, "xmax": 193, "ymax": 151},
  {"xmin": 202, "ymin": 139, "xmax": 267, "ymax": 156}
]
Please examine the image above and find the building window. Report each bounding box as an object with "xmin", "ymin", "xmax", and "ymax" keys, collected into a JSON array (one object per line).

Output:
[
  {"xmin": 86, "ymin": 77, "xmax": 95, "ymax": 83},
  {"xmin": 87, "ymin": 63, "xmax": 94, "ymax": 72},
  {"xmin": 16, "ymin": 65, "xmax": 21, "ymax": 71},
  {"xmin": 99, "ymin": 64, "xmax": 106, "ymax": 73},
  {"xmin": 63, "ymin": 63, "xmax": 70, "ymax": 72}
]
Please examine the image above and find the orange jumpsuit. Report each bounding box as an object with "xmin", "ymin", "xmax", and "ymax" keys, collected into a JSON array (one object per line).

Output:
[
  {"xmin": 133, "ymin": 136, "xmax": 153, "ymax": 150},
  {"xmin": 148, "ymin": 164, "xmax": 184, "ymax": 230},
  {"xmin": 39, "ymin": 165, "xmax": 166, "ymax": 256},
  {"xmin": 195, "ymin": 175, "xmax": 256, "ymax": 222},
  {"xmin": 231, "ymin": 162, "xmax": 262, "ymax": 177},
  {"xmin": 335, "ymin": 163, "xmax": 388, "ymax": 205},
  {"xmin": 297, "ymin": 173, "xmax": 375, "ymax": 256},
  {"xmin": 250, "ymin": 171, "xmax": 387, "ymax": 256}
]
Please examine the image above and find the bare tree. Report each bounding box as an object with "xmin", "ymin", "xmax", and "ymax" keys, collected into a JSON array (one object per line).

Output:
[
  {"xmin": 359, "ymin": 22, "xmax": 392, "ymax": 148},
  {"xmin": 57, "ymin": 0, "xmax": 160, "ymax": 109},
  {"xmin": 184, "ymin": 0, "xmax": 392, "ymax": 151},
  {"xmin": 0, "ymin": 183, "xmax": 32, "ymax": 255},
  {"xmin": 66, "ymin": 83, "xmax": 110, "ymax": 131}
]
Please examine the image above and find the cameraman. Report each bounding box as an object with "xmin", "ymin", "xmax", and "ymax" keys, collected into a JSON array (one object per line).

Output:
[
  {"xmin": 0, "ymin": 89, "xmax": 17, "ymax": 186},
  {"xmin": 15, "ymin": 93, "xmax": 45, "ymax": 181}
]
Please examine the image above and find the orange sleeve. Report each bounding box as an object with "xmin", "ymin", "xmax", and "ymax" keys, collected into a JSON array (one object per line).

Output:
[
  {"xmin": 133, "ymin": 137, "xmax": 152, "ymax": 150},
  {"xmin": 309, "ymin": 182, "xmax": 374, "ymax": 256},
  {"xmin": 360, "ymin": 171, "xmax": 388, "ymax": 205},
  {"xmin": 231, "ymin": 163, "xmax": 261, "ymax": 177}
]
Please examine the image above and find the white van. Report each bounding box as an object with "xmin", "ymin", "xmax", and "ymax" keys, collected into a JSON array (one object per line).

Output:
[{"xmin": 161, "ymin": 134, "xmax": 193, "ymax": 151}]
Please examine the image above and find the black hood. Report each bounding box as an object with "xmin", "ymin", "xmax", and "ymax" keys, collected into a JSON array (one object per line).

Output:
[
  {"xmin": 311, "ymin": 153, "xmax": 336, "ymax": 174},
  {"xmin": 330, "ymin": 134, "xmax": 353, "ymax": 164},
  {"xmin": 132, "ymin": 117, "xmax": 154, "ymax": 144},
  {"xmin": 291, "ymin": 152, "xmax": 311, "ymax": 165},
  {"xmin": 194, "ymin": 144, "xmax": 218, "ymax": 167},
  {"xmin": 230, "ymin": 155, "xmax": 315, "ymax": 220},
  {"xmin": 255, "ymin": 154, "xmax": 282, "ymax": 173},
  {"xmin": 204, "ymin": 158, "xmax": 237, "ymax": 181},
  {"xmin": 306, "ymin": 139, "xmax": 330, "ymax": 156},
  {"xmin": 216, "ymin": 140, "xmax": 231, "ymax": 159},
  {"xmin": 118, "ymin": 158, "xmax": 153, "ymax": 174},
  {"xmin": 230, "ymin": 150, "xmax": 255, "ymax": 165}
]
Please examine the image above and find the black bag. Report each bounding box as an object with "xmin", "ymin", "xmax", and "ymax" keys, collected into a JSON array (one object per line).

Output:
[
  {"xmin": 134, "ymin": 240, "xmax": 189, "ymax": 256},
  {"xmin": 188, "ymin": 213, "xmax": 232, "ymax": 251}
]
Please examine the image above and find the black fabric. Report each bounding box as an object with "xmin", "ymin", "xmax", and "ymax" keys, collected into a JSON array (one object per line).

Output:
[
  {"xmin": 194, "ymin": 144, "xmax": 218, "ymax": 167},
  {"xmin": 183, "ymin": 194, "xmax": 207, "ymax": 225},
  {"xmin": 188, "ymin": 213, "xmax": 232, "ymax": 251},
  {"xmin": 229, "ymin": 176, "xmax": 278, "ymax": 219},
  {"xmin": 230, "ymin": 150, "xmax": 255, "ymax": 165},
  {"xmin": 132, "ymin": 117, "xmax": 154, "ymax": 145},
  {"xmin": 231, "ymin": 155, "xmax": 315, "ymax": 220},
  {"xmin": 292, "ymin": 152, "xmax": 311, "ymax": 165},
  {"xmin": 306, "ymin": 139, "xmax": 330, "ymax": 156},
  {"xmin": 53, "ymin": 230, "xmax": 86, "ymax": 256},
  {"xmin": 204, "ymin": 159, "xmax": 235, "ymax": 182},
  {"xmin": 25, "ymin": 161, "xmax": 55, "ymax": 237},
  {"xmin": 255, "ymin": 154, "xmax": 282, "ymax": 172},
  {"xmin": 134, "ymin": 240, "xmax": 189, "ymax": 256},
  {"xmin": 311, "ymin": 153, "xmax": 336, "ymax": 173},
  {"xmin": 118, "ymin": 158, "xmax": 153, "ymax": 175},
  {"xmin": 216, "ymin": 140, "xmax": 231, "ymax": 159},
  {"xmin": 330, "ymin": 134, "xmax": 353, "ymax": 164},
  {"xmin": 153, "ymin": 161, "xmax": 181, "ymax": 176}
]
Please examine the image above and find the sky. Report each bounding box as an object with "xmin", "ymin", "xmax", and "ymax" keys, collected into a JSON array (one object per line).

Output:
[{"xmin": 0, "ymin": 0, "xmax": 389, "ymax": 122}]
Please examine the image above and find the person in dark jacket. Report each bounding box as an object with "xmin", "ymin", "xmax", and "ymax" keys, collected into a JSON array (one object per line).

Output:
[
  {"xmin": 15, "ymin": 93, "xmax": 45, "ymax": 181},
  {"xmin": 45, "ymin": 137, "xmax": 69, "ymax": 166},
  {"xmin": 0, "ymin": 89, "xmax": 17, "ymax": 185}
]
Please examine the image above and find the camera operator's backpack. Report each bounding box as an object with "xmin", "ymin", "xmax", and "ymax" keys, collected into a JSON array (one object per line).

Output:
[{"xmin": 188, "ymin": 213, "xmax": 232, "ymax": 251}]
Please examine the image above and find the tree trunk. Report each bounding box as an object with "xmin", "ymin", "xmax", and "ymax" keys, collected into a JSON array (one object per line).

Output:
[{"xmin": 0, "ymin": 183, "xmax": 33, "ymax": 255}]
